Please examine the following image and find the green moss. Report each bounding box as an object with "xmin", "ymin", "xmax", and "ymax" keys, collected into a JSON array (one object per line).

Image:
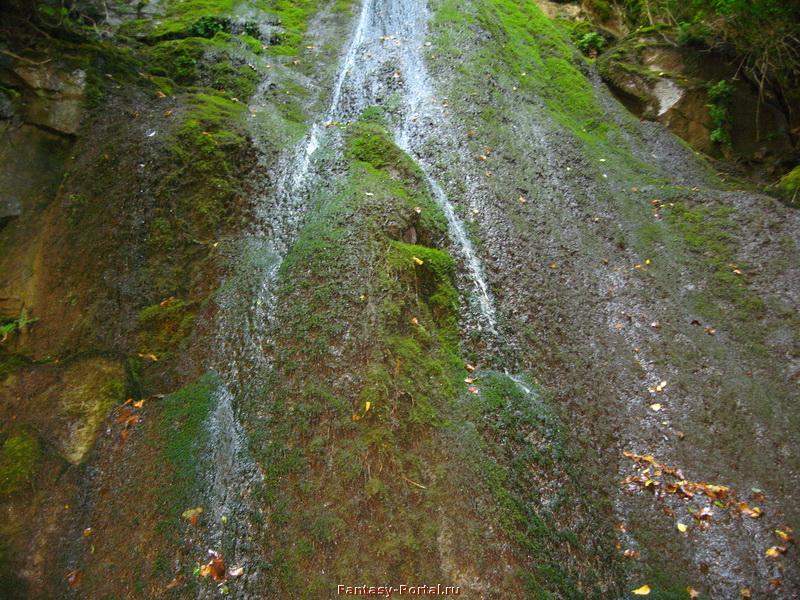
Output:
[
  {"xmin": 0, "ymin": 431, "xmax": 40, "ymax": 499},
  {"xmin": 663, "ymin": 201, "xmax": 765, "ymax": 326},
  {"xmin": 264, "ymin": 0, "xmax": 320, "ymax": 55},
  {"xmin": 451, "ymin": 372, "xmax": 596, "ymax": 598},
  {"xmin": 137, "ymin": 299, "xmax": 197, "ymax": 357},
  {"xmin": 777, "ymin": 165, "xmax": 800, "ymax": 203},
  {"xmin": 245, "ymin": 113, "xmax": 465, "ymax": 592},
  {"xmin": 151, "ymin": 0, "xmax": 238, "ymax": 38},
  {"xmin": 156, "ymin": 373, "xmax": 219, "ymax": 535}
]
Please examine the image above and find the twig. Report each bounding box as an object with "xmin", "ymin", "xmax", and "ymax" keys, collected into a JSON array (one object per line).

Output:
[
  {"xmin": 402, "ymin": 475, "xmax": 427, "ymax": 489},
  {"xmin": 0, "ymin": 49, "xmax": 51, "ymax": 65}
]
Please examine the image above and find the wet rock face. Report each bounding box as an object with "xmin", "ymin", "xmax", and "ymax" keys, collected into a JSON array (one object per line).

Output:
[{"xmin": 9, "ymin": 65, "xmax": 86, "ymax": 135}]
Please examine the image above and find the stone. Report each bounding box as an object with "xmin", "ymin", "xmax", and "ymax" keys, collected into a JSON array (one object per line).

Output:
[{"xmin": 12, "ymin": 65, "xmax": 86, "ymax": 135}]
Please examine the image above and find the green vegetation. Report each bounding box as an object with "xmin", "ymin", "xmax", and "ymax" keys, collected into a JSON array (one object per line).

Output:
[
  {"xmin": 706, "ymin": 80, "xmax": 734, "ymax": 145},
  {"xmin": 0, "ymin": 308, "xmax": 37, "ymax": 343},
  {"xmin": 608, "ymin": 0, "xmax": 800, "ymax": 115},
  {"xmin": 777, "ymin": 165, "xmax": 800, "ymax": 204},
  {"xmin": 576, "ymin": 31, "xmax": 606, "ymax": 56},
  {"xmin": 0, "ymin": 431, "xmax": 40, "ymax": 499}
]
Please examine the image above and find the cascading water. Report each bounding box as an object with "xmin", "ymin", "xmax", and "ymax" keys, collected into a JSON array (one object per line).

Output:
[
  {"xmin": 202, "ymin": 0, "xmax": 536, "ymax": 595},
  {"xmin": 196, "ymin": 4, "xmax": 387, "ymax": 596}
]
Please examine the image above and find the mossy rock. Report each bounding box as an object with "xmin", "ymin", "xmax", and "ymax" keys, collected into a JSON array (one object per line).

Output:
[{"xmin": 49, "ymin": 357, "xmax": 126, "ymax": 464}]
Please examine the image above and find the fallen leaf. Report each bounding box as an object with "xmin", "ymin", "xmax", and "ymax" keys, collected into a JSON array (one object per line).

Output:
[
  {"xmin": 155, "ymin": 90, "xmax": 167, "ymax": 98},
  {"xmin": 518, "ymin": 196, "xmax": 527, "ymax": 203},
  {"xmin": 677, "ymin": 522, "xmax": 688, "ymax": 533},
  {"xmin": 133, "ymin": 399, "xmax": 145, "ymax": 409},
  {"xmin": 464, "ymin": 378, "xmax": 475, "ymax": 384},
  {"xmin": 199, "ymin": 554, "xmax": 226, "ymax": 581},
  {"xmin": 694, "ymin": 507, "xmax": 713, "ymax": 521},
  {"xmin": 165, "ymin": 575, "xmax": 184, "ymax": 590},
  {"xmin": 650, "ymin": 403, "xmax": 662, "ymax": 412},
  {"xmin": 623, "ymin": 549, "xmax": 640, "ymax": 559},
  {"xmin": 774, "ymin": 528, "xmax": 793, "ymax": 543},
  {"xmin": 766, "ymin": 545, "xmax": 787, "ymax": 558},
  {"xmin": 182, "ymin": 507, "xmax": 204, "ymax": 526},
  {"xmin": 740, "ymin": 588, "xmax": 752, "ymax": 599},
  {"xmin": 687, "ymin": 586, "xmax": 700, "ymax": 598},
  {"xmin": 410, "ymin": 317, "xmax": 419, "ymax": 326},
  {"xmin": 351, "ymin": 414, "xmax": 361, "ymax": 422},
  {"xmin": 738, "ymin": 503, "xmax": 762, "ymax": 518},
  {"xmin": 83, "ymin": 527, "xmax": 92, "ymax": 537},
  {"xmin": 364, "ymin": 401, "xmax": 371, "ymax": 413},
  {"xmin": 228, "ymin": 566, "xmax": 244, "ymax": 578},
  {"xmin": 632, "ymin": 584, "xmax": 651, "ymax": 595},
  {"xmin": 65, "ymin": 570, "xmax": 82, "ymax": 589},
  {"xmin": 413, "ymin": 256, "xmax": 424, "ymax": 266},
  {"xmin": 465, "ymin": 364, "xmax": 476, "ymax": 372},
  {"xmin": 467, "ymin": 386, "xmax": 479, "ymax": 394}
]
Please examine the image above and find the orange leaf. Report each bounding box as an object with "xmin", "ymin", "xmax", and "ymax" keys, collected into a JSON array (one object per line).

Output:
[{"xmin": 65, "ymin": 570, "xmax": 82, "ymax": 589}]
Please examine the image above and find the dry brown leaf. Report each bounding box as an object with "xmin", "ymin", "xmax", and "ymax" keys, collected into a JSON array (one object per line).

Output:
[{"xmin": 65, "ymin": 570, "xmax": 82, "ymax": 589}]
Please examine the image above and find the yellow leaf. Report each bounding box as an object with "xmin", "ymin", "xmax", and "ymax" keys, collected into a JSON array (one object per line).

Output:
[
  {"xmin": 413, "ymin": 257, "xmax": 424, "ymax": 265},
  {"xmin": 677, "ymin": 522, "xmax": 688, "ymax": 533},
  {"xmin": 650, "ymin": 403, "xmax": 662, "ymax": 412},
  {"xmin": 766, "ymin": 546, "xmax": 786, "ymax": 558},
  {"xmin": 632, "ymin": 584, "xmax": 651, "ymax": 595},
  {"xmin": 687, "ymin": 586, "xmax": 700, "ymax": 598},
  {"xmin": 364, "ymin": 401, "xmax": 371, "ymax": 413},
  {"xmin": 740, "ymin": 588, "xmax": 751, "ymax": 599}
]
